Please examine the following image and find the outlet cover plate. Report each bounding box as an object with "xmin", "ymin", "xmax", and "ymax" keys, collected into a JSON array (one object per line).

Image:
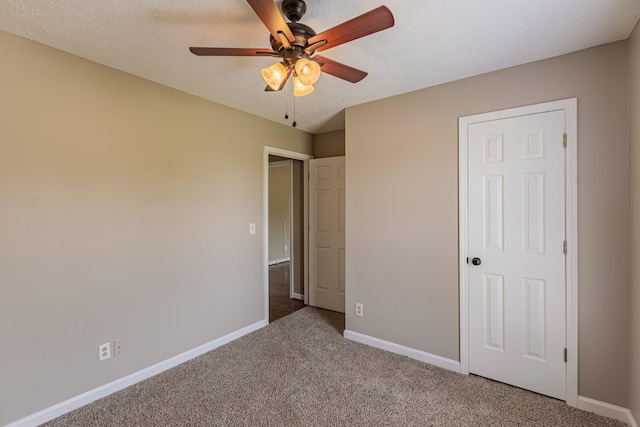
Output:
[
  {"xmin": 114, "ymin": 339, "xmax": 125, "ymax": 356},
  {"xmin": 99, "ymin": 342, "xmax": 111, "ymax": 361}
]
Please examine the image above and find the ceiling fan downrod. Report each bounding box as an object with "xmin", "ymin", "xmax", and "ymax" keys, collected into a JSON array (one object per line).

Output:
[{"xmin": 281, "ymin": 0, "xmax": 307, "ymax": 23}]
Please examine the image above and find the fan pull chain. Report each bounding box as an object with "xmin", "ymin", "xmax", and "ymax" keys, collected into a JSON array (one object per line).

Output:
[
  {"xmin": 284, "ymin": 77, "xmax": 289, "ymax": 120},
  {"xmin": 292, "ymin": 92, "xmax": 297, "ymax": 128}
]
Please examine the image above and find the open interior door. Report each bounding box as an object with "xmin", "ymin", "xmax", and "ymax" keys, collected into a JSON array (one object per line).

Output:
[{"xmin": 309, "ymin": 156, "xmax": 346, "ymax": 313}]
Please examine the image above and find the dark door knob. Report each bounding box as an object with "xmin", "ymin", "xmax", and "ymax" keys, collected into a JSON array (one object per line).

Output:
[{"xmin": 471, "ymin": 257, "xmax": 482, "ymax": 266}]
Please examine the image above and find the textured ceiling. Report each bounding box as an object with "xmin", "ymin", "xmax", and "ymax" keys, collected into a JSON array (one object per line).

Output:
[{"xmin": 1, "ymin": 0, "xmax": 639, "ymax": 134}]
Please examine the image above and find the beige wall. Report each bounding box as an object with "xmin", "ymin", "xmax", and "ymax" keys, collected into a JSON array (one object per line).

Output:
[
  {"xmin": 629, "ymin": 21, "xmax": 640, "ymax": 424},
  {"xmin": 0, "ymin": 31, "xmax": 312, "ymax": 425},
  {"xmin": 314, "ymin": 129, "xmax": 345, "ymax": 158},
  {"xmin": 268, "ymin": 163, "xmax": 291, "ymax": 262},
  {"xmin": 346, "ymin": 41, "xmax": 630, "ymax": 406}
]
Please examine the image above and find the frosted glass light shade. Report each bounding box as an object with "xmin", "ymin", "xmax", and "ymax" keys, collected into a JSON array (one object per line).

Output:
[
  {"xmin": 261, "ymin": 62, "xmax": 288, "ymax": 90},
  {"xmin": 293, "ymin": 75, "xmax": 314, "ymax": 97},
  {"xmin": 294, "ymin": 58, "xmax": 321, "ymax": 86}
]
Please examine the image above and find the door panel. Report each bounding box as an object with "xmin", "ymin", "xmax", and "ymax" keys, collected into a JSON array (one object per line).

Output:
[
  {"xmin": 523, "ymin": 277, "xmax": 546, "ymax": 360},
  {"xmin": 468, "ymin": 110, "xmax": 566, "ymax": 400},
  {"xmin": 309, "ymin": 157, "xmax": 346, "ymax": 313},
  {"xmin": 483, "ymin": 175, "xmax": 504, "ymax": 250},
  {"xmin": 483, "ymin": 273, "xmax": 505, "ymax": 351}
]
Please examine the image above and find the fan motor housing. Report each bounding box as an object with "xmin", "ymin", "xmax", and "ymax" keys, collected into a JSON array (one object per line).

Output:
[{"xmin": 269, "ymin": 22, "xmax": 316, "ymax": 53}]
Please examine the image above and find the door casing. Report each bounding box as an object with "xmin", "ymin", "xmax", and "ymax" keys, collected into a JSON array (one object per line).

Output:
[
  {"xmin": 458, "ymin": 98, "xmax": 578, "ymax": 407},
  {"xmin": 263, "ymin": 147, "xmax": 314, "ymax": 321}
]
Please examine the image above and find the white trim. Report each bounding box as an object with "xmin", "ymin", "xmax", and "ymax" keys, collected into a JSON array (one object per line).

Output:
[
  {"xmin": 268, "ymin": 257, "xmax": 291, "ymax": 266},
  {"xmin": 577, "ymin": 396, "xmax": 638, "ymax": 426},
  {"xmin": 564, "ymin": 98, "xmax": 579, "ymax": 407},
  {"xmin": 6, "ymin": 319, "xmax": 267, "ymax": 427},
  {"xmin": 289, "ymin": 159, "xmax": 295, "ymax": 299},
  {"xmin": 264, "ymin": 147, "xmax": 313, "ymax": 323},
  {"xmin": 458, "ymin": 98, "xmax": 578, "ymax": 406},
  {"xmin": 459, "ymin": 115, "xmax": 470, "ymax": 375},
  {"xmin": 303, "ymin": 160, "xmax": 310, "ymax": 306},
  {"xmin": 344, "ymin": 330, "xmax": 461, "ymax": 373},
  {"xmin": 291, "ymin": 292, "xmax": 304, "ymax": 300}
]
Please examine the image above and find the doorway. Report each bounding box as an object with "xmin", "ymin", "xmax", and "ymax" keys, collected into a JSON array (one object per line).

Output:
[
  {"xmin": 268, "ymin": 156, "xmax": 304, "ymax": 322},
  {"xmin": 263, "ymin": 147, "xmax": 313, "ymax": 323},
  {"xmin": 458, "ymin": 98, "xmax": 578, "ymax": 405}
]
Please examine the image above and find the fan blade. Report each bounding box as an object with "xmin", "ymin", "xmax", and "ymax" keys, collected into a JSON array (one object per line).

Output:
[
  {"xmin": 265, "ymin": 69, "xmax": 293, "ymax": 92},
  {"xmin": 315, "ymin": 55, "xmax": 368, "ymax": 83},
  {"xmin": 247, "ymin": 0, "xmax": 295, "ymax": 43},
  {"xmin": 308, "ymin": 6, "xmax": 394, "ymax": 52},
  {"xmin": 189, "ymin": 47, "xmax": 276, "ymax": 56}
]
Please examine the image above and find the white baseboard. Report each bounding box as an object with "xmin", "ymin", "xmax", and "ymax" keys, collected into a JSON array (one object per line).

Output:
[
  {"xmin": 343, "ymin": 329, "xmax": 461, "ymax": 373},
  {"xmin": 578, "ymin": 396, "xmax": 637, "ymax": 426},
  {"xmin": 7, "ymin": 319, "xmax": 268, "ymax": 427},
  {"xmin": 291, "ymin": 292, "xmax": 304, "ymax": 300},
  {"xmin": 268, "ymin": 258, "xmax": 290, "ymax": 266}
]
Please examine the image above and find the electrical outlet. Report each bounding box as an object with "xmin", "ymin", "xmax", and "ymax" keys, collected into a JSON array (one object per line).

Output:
[
  {"xmin": 99, "ymin": 342, "xmax": 111, "ymax": 361},
  {"xmin": 114, "ymin": 339, "xmax": 125, "ymax": 356},
  {"xmin": 355, "ymin": 303, "xmax": 364, "ymax": 317}
]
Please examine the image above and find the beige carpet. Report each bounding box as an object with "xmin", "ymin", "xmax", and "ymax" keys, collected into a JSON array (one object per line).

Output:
[{"xmin": 44, "ymin": 307, "xmax": 623, "ymax": 426}]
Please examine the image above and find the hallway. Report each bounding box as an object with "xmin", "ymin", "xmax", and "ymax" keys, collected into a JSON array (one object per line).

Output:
[{"xmin": 269, "ymin": 261, "xmax": 305, "ymax": 322}]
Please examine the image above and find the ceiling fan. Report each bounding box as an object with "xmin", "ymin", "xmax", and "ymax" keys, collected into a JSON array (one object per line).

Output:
[{"xmin": 189, "ymin": 0, "xmax": 395, "ymax": 97}]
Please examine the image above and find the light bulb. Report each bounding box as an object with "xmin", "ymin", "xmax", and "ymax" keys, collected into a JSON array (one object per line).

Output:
[
  {"xmin": 294, "ymin": 58, "xmax": 321, "ymax": 86},
  {"xmin": 293, "ymin": 75, "xmax": 314, "ymax": 97},
  {"xmin": 261, "ymin": 62, "xmax": 288, "ymax": 90}
]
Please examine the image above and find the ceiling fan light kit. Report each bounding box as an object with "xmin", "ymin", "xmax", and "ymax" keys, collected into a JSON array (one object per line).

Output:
[
  {"xmin": 261, "ymin": 62, "xmax": 288, "ymax": 90},
  {"xmin": 294, "ymin": 58, "xmax": 321, "ymax": 86},
  {"xmin": 190, "ymin": 0, "xmax": 394, "ymax": 121},
  {"xmin": 293, "ymin": 74, "xmax": 314, "ymax": 97}
]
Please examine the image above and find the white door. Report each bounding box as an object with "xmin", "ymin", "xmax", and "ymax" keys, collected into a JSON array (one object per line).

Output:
[
  {"xmin": 467, "ymin": 110, "xmax": 566, "ymax": 399},
  {"xmin": 309, "ymin": 157, "xmax": 346, "ymax": 313}
]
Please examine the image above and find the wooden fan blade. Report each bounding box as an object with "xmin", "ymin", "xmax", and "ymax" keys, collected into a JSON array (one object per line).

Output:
[
  {"xmin": 265, "ymin": 69, "xmax": 293, "ymax": 92},
  {"xmin": 315, "ymin": 55, "xmax": 368, "ymax": 83},
  {"xmin": 308, "ymin": 6, "xmax": 394, "ymax": 52},
  {"xmin": 189, "ymin": 47, "xmax": 276, "ymax": 56},
  {"xmin": 247, "ymin": 0, "xmax": 295, "ymax": 43}
]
